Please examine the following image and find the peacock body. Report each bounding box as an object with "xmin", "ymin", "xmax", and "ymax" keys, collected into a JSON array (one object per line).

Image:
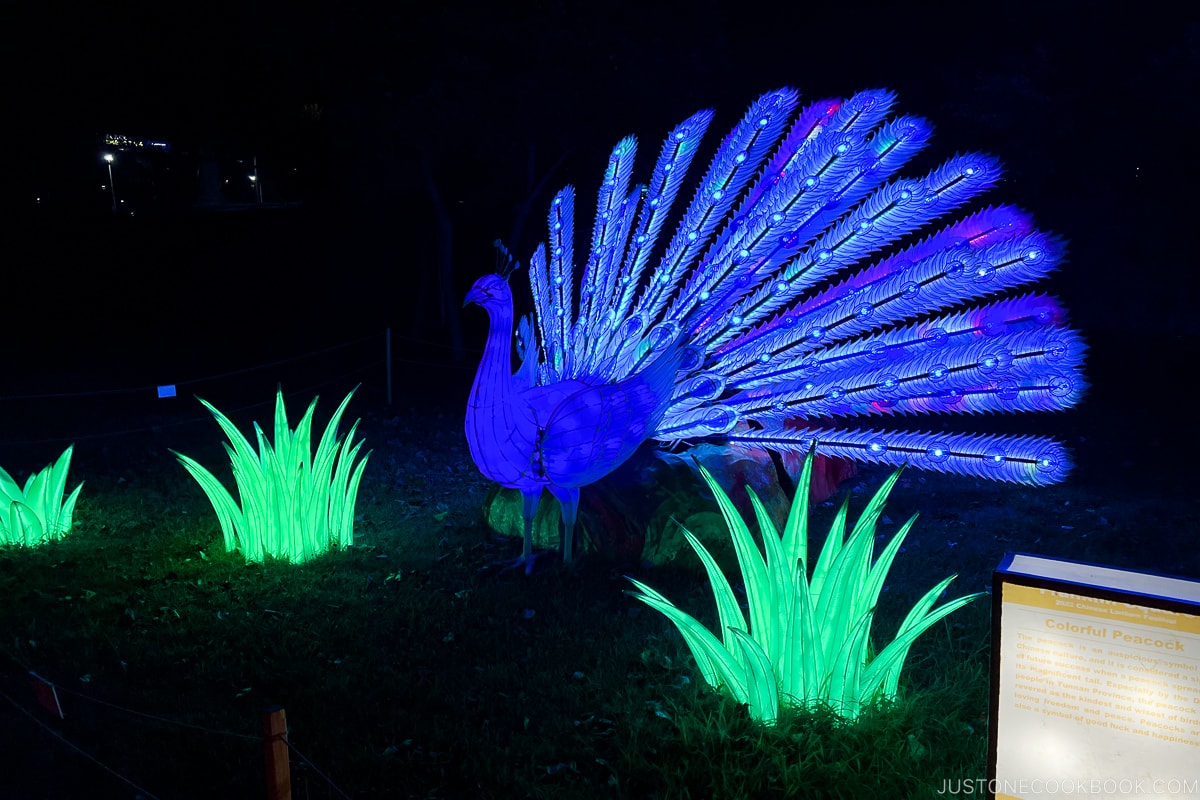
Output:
[{"xmin": 465, "ymin": 88, "xmax": 1086, "ymax": 570}]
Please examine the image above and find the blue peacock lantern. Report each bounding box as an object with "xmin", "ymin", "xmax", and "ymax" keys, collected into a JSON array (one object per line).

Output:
[{"xmin": 465, "ymin": 88, "xmax": 1086, "ymax": 572}]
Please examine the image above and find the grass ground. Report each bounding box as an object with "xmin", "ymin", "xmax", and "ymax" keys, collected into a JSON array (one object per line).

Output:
[{"xmin": 1, "ymin": 384, "xmax": 1195, "ymax": 799}]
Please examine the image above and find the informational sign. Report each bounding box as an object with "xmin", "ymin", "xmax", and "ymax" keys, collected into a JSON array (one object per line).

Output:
[{"xmin": 989, "ymin": 553, "xmax": 1200, "ymax": 800}]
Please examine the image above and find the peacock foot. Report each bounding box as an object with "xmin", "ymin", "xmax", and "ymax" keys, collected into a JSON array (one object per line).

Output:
[{"xmin": 476, "ymin": 549, "xmax": 555, "ymax": 577}]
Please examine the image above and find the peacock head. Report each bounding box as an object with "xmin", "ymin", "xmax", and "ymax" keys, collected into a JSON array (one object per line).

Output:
[{"xmin": 463, "ymin": 273, "xmax": 513, "ymax": 310}]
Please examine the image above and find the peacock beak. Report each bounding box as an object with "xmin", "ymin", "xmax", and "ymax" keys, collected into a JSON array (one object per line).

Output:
[{"xmin": 463, "ymin": 286, "xmax": 485, "ymax": 308}]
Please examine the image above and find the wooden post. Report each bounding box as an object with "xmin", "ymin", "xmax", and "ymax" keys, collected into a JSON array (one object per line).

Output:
[{"xmin": 263, "ymin": 706, "xmax": 291, "ymax": 800}]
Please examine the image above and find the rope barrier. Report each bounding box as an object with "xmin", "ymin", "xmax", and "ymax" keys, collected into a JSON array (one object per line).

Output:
[
  {"xmin": 0, "ymin": 687, "xmax": 165, "ymax": 800},
  {"xmin": 0, "ymin": 323, "xmax": 485, "ymax": 451},
  {"xmin": 2, "ymin": 662, "xmax": 353, "ymax": 799},
  {"xmin": 0, "ymin": 331, "xmax": 385, "ymax": 403},
  {"xmin": 0, "ymin": 359, "xmax": 380, "ymax": 448},
  {"xmin": 1, "ymin": 651, "xmax": 257, "ymax": 741},
  {"xmin": 287, "ymin": 738, "xmax": 354, "ymax": 800},
  {"xmin": 52, "ymin": 682, "xmax": 261, "ymax": 741}
]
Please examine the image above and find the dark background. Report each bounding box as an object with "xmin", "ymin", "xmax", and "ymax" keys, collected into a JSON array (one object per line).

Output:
[{"xmin": 5, "ymin": 1, "xmax": 1198, "ymax": 489}]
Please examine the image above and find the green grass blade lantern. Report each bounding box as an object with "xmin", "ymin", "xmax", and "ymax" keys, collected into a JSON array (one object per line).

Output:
[
  {"xmin": 0, "ymin": 446, "xmax": 84, "ymax": 546},
  {"xmin": 627, "ymin": 449, "xmax": 983, "ymax": 725},
  {"xmin": 174, "ymin": 388, "xmax": 370, "ymax": 564}
]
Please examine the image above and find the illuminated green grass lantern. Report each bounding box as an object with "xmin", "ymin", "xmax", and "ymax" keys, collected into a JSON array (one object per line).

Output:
[
  {"xmin": 174, "ymin": 388, "xmax": 370, "ymax": 564},
  {"xmin": 627, "ymin": 449, "xmax": 982, "ymax": 724},
  {"xmin": 0, "ymin": 446, "xmax": 84, "ymax": 546}
]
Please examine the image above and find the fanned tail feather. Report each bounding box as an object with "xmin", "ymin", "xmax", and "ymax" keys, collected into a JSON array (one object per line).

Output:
[
  {"xmin": 514, "ymin": 87, "xmax": 1086, "ymax": 490},
  {"xmin": 716, "ymin": 293, "xmax": 1074, "ymax": 391},
  {"xmin": 722, "ymin": 425, "xmax": 1072, "ymax": 486},
  {"xmin": 572, "ymin": 134, "xmax": 639, "ymax": 372},
  {"xmin": 585, "ymin": 110, "xmax": 715, "ymax": 378},
  {"xmin": 634, "ymin": 89, "xmax": 801, "ymax": 327}
]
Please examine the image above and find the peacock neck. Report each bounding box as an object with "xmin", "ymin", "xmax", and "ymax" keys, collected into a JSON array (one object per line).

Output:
[{"xmin": 469, "ymin": 300, "xmax": 517, "ymax": 411}]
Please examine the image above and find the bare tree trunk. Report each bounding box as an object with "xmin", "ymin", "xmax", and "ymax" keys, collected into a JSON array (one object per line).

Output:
[
  {"xmin": 508, "ymin": 142, "xmax": 570, "ymax": 256},
  {"xmin": 422, "ymin": 158, "xmax": 466, "ymax": 363}
]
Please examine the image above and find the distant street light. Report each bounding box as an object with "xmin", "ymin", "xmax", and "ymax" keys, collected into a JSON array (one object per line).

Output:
[
  {"xmin": 103, "ymin": 153, "xmax": 118, "ymax": 213},
  {"xmin": 251, "ymin": 156, "xmax": 263, "ymax": 204}
]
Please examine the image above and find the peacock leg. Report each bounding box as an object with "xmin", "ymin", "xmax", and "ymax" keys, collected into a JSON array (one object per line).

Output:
[
  {"xmin": 550, "ymin": 485, "xmax": 581, "ymax": 568},
  {"xmin": 519, "ymin": 489, "xmax": 541, "ymax": 573},
  {"xmin": 476, "ymin": 489, "xmax": 550, "ymax": 576}
]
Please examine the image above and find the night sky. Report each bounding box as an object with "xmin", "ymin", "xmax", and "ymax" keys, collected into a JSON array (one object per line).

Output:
[{"xmin": 8, "ymin": 1, "xmax": 1199, "ymax": 473}]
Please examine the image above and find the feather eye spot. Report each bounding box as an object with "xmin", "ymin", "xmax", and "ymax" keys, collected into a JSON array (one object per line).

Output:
[
  {"xmin": 1049, "ymin": 376, "xmax": 1075, "ymax": 397},
  {"xmin": 735, "ymin": 153, "xmax": 747, "ymax": 164},
  {"xmin": 929, "ymin": 364, "xmax": 949, "ymax": 380},
  {"xmin": 867, "ymin": 438, "xmax": 887, "ymax": 455},
  {"xmin": 1036, "ymin": 451, "xmax": 1061, "ymax": 472},
  {"xmin": 704, "ymin": 407, "xmax": 737, "ymax": 430},
  {"xmin": 926, "ymin": 443, "xmax": 951, "ymax": 463}
]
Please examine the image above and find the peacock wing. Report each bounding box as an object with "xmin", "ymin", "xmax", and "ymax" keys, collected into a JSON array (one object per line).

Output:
[{"xmin": 537, "ymin": 347, "xmax": 682, "ymax": 488}]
